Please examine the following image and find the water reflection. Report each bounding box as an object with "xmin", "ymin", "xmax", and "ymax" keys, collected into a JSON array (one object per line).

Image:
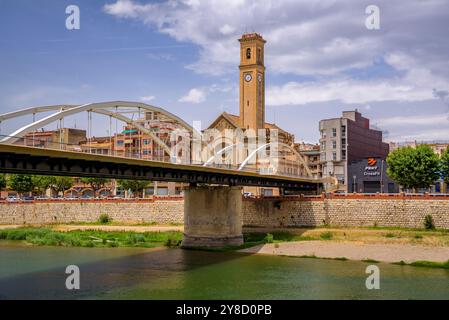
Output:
[{"xmin": 0, "ymin": 245, "xmax": 449, "ymax": 300}]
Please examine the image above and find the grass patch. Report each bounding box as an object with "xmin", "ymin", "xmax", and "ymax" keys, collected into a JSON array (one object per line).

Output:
[
  {"xmin": 0, "ymin": 228, "xmax": 183, "ymax": 249},
  {"xmin": 392, "ymin": 259, "xmax": 449, "ymax": 270},
  {"xmin": 244, "ymin": 232, "xmax": 315, "ymax": 244},
  {"xmin": 385, "ymin": 233, "xmax": 398, "ymax": 238},
  {"xmin": 409, "ymin": 260, "xmax": 449, "ymax": 269},
  {"xmin": 294, "ymin": 255, "xmax": 347, "ymax": 261},
  {"xmin": 364, "ymin": 225, "xmax": 449, "ymax": 233},
  {"xmin": 319, "ymin": 231, "xmax": 333, "ymax": 240},
  {"xmin": 362, "ymin": 259, "xmax": 380, "ymax": 263}
]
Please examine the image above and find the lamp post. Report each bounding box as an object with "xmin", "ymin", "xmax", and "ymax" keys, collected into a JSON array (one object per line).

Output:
[{"xmin": 380, "ymin": 159, "xmax": 384, "ymax": 194}]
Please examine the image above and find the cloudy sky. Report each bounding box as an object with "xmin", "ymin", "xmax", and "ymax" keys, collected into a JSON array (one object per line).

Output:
[{"xmin": 1, "ymin": 0, "xmax": 449, "ymax": 142}]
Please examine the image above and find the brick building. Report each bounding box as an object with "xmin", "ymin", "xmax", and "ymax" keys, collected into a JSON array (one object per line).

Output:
[{"xmin": 319, "ymin": 110, "xmax": 390, "ymax": 192}]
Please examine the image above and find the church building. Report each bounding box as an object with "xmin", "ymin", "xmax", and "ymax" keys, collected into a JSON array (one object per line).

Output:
[
  {"xmin": 207, "ymin": 33, "xmax": 294, "ymax": 146},
  {"xmin": 207, "ymin": 33, "xmax": 308, "ymax": 196}
]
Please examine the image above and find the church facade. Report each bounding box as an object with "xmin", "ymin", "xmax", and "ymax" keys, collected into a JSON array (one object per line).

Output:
[{"xmin": 207, "ymin": 33, "xmax": 311, "ymax": 196}]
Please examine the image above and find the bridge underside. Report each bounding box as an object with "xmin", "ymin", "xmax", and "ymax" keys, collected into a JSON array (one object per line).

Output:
[{"xmin": 0, "ymin": 145, "xmax": 321, "ymax": 191}]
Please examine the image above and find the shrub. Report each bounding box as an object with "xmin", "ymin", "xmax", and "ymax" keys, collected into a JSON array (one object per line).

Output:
[
  {"xmin": 165, "ymin": 237, "xmax": 182, "ymax": 247},
  {"xmin": 264, "ymin": 233, "xmax": 274, "ymax": 243},
  {"xmin": 83, "ymin": 240, "xmax": 95, "ymax": 247},
  {"xmin": 320, "ymin": 232, "xmax": 333, "ymax": 240},
  {"xmin": 127, "ymin": 233, "xmax": 146, "ymax": 245},
  {"xmin": 424, "ymin": 215, "xmax": 435, "ymax": 230},
  {"xmin": 107, "ymin": 241, "xmax": 118, "ymax": 247},
  {"xmin": 98, "ymin": 214, "xmax": 112, "ymax": 224}
]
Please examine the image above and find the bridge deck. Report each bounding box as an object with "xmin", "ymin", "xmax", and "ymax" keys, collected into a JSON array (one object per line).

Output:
[{"xmin": 0, "ymin": 144, "xmax": 322, "ymax": 190}]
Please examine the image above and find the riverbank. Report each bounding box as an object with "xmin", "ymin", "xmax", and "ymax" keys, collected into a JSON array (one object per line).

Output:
[
  {"xmin": 0, "ymin": 227, "xmax": 183, "ymax": 248},
  {"xmin": 240, "ymin": 241, "xmax": 449, "ymax": 264},
  {"xmin": 241, "ymin": 227, "xmax": 449, "ymax": 268},
  {"xmin": 2, "ymin": 225, "xmax": 449, "ymax": 268}
]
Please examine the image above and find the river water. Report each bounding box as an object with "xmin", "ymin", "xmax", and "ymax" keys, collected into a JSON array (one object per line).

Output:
[{"xmin": 1, "ymin": 242, "xmax": 448, "ymax": 300}]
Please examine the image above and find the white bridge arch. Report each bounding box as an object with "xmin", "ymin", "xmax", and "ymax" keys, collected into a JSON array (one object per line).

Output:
[
  {"xmin": 0, "ymin": 101, "xmax": 199, "ymax": 156},
  {"xmin": 203, "ymin": 142, "xmax": 314, "ymax": 178}
]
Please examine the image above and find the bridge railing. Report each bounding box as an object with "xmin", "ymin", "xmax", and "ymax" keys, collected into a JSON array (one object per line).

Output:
[{"xmin": 0, "ymin": 134, "xmax": 317, "ymax": 180}]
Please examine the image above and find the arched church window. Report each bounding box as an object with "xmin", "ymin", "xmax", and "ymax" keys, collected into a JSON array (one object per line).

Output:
[{"xmin": 246, "ymin": 48, "xmax": 251, "ymax": 59}]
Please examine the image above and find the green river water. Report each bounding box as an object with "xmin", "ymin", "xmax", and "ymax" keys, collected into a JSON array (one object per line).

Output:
[{"xmin": 0, "ymin": 241, "xmax": 448, "ymax": 299}]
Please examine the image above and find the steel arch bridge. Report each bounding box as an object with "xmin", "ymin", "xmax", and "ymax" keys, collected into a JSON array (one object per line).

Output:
[
  {"xmin": 0, "ymin": 101, "xmax": 197, "ymax": 160},
  {"xmin": 0, "ymin": 100, "xmax": 318, "ymax": 181}
]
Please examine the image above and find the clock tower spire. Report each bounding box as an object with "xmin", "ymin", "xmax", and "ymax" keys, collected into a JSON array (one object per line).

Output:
[{"xmin": 239, "ymin": 33, "xmax": 266, "ymax": 131}]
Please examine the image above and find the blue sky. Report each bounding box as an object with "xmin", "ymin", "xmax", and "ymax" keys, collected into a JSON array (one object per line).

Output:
[{"xmin": 1, "ymin": 0, "xmax": 449, "ymax": 143}]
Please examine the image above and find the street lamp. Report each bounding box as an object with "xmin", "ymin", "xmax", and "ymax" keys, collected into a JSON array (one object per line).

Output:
[{"xmin": 380, "ymin": 159, "xmax": 384, "ymax": 194}]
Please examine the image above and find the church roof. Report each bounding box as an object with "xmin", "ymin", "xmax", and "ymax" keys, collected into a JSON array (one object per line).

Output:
[
  {"xmin": 207, "ymin": 112, "xmax": 290, "ymax": 135},
  {"xmin": 264, "ymin": 122, "xmax": 288, "ymax": 134}
]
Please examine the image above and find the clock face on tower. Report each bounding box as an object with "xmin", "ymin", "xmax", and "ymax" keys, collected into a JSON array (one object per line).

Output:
[{"xmin": 244, "ymin": 73, "xmax": 252, "ymax": 82}]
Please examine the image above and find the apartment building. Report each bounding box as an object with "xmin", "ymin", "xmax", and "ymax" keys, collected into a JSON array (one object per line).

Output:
[{"xmin": 319, "ymin": 110, "xmax": 390, "ymax": 192}]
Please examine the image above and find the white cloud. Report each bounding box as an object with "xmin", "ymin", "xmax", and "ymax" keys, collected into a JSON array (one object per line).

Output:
[
  {"xmin": 140, "ymin": 95, "xmax": 155, "ymax": 102},
  {"xmin": 266, "ymin": 52, "xmax": 449, "ymax": 106},
  {"xmin": 179, "ymin": 88, "xmax": 206, "ymax": 103},
  {"xmin": 373, "ymin": 113, "xmax": 449, "ymax": 127},
  {"xmin": 266, "ymin": 78, "xmax": 431, "ymax": 106},
  {"xmin": 387, "ymin": 129, "xmax": 449, "ymax": 143},
  {"xmin": 219, "ymin": 24, "xmax": 235, "ymax": 35},
  {"xmin": 103, "ymin": 0, "xmax": 449, "ymax": 78}
]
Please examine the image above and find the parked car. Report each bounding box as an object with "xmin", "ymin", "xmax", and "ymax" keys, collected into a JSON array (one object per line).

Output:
[{"xmin": 7, "ymin": 196, "xmax": 20, "ymax": 202}]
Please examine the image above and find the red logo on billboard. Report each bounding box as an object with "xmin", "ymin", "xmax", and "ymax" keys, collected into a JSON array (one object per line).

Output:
[{"xmin": 367, "ymin": 158, "xmax": 377, "ymax": 166}]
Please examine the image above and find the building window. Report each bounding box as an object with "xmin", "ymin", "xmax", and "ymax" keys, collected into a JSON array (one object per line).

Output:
[
  {"xmin": 321, "ymin": 152, "xmax": 326, "ymax": 161},
  {"xmin": 321, "ymin": 130, "xmax": 327, "ymax": 138},
  {"xmin": 341, "ymin": 125, "xmax": 346, "ymax": 137},
  {"xmin": 342, "ymin": 150, "xmax": 346, "ymax": 160},
  {"xmin": 332, "ymin": 152, "xmax": 337, "ymax": 161},
  {"xmin": 246, "ymin": 48, "xmax": 251, "ymax": 59},
  {"xmin": 321, "ymin": 141, "xmax": 326, "ymax": 149},
  {"xmin": 332, "ymin": 140, "xmax": 337, "ymax": 149},
  {"xmin": 341, "ymin": 138, "xmax": 346, "ymax": 149},
  {"xmin": 143, "ymin": 139, "xmax": 150, "ymax": 145},
  {"xmin": 117, "ymin": 140, "xmax": 124, "ymax": 146},
  {"xmin": 332, "ymin": 128, "xmax": 337, "ymax": 137}
]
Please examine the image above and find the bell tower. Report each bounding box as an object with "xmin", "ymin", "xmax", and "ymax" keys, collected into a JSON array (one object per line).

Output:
[{"xmin": 239, "ymin": 33, "xmax": 266, "ymax": 131}]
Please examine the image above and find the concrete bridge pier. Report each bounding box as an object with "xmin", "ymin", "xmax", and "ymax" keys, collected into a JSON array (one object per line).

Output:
[{"xmin": 181, "ymin": 185, "xmax": 244, "ymax": 248}]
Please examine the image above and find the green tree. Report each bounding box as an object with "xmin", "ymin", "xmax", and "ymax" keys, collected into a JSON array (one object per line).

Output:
[
  {"xmin": 117, "ymin": 179, "xmax": 151, "ymax": 198},
  {"xmin": 50, "ymin": 177, "xmax": 74, "ymax": 196},
  {"xmin": 32, "ymin": 175, "xmax": 55, "ymax": 196},
  {"xmin": 0, "ymin": 174, "xmax": 7, "ymax": 191},
  {"xmin": 80, "ymin": 178, "xmax": 110, "ymax": 197},
  {"xmin": 387, "ymin": 145, "xmax": 440, "ymax": 191},
  {"xmin": 7, "ymin": 174, "xmax": 34, "ymax": 196},
  {"xmin": 440, "ymin": 147, "xmax": 449, "ymax": 184}
]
